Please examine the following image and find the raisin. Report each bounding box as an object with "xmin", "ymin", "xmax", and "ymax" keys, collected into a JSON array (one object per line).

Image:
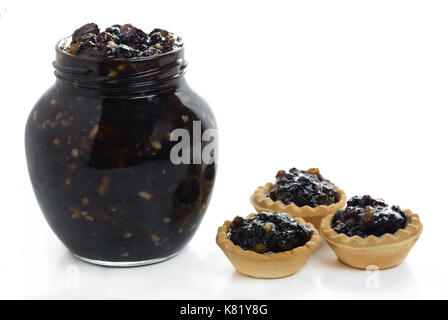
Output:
[
  {"xmin": 120, "ymin": 26, "xmax": 149, "ymax": 51},
  {"xmin": 150, "ymin": 28, "xmax": 169, "ymax": 37},
  {"xmin": 71, "ymin": 23, "xmax": 100, "ymax": 44},
  {"xmin": 149, "ymin": 31, "xmax": 163, "ymax": 43},
  {"xmin": 115, "ymin": 44, "xmax": 136, "ymax": 58},
  {"xmin": 105, "ymin": 24, "xmax": 121, "ymax": 35}
]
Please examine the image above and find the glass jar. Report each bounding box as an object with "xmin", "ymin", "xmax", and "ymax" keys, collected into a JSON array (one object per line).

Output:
[{"xmin": 25, "ymin": 39, "xmax": 217, "ymax": 266}]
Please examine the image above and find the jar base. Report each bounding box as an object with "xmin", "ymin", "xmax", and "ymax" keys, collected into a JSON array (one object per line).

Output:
[{"xmin": 72, "ymin": 251, "xmax": 180, "ymax": 267}]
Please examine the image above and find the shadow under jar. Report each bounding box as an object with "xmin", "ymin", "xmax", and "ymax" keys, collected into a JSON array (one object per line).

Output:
[{"xmin": 25, "ymin": 39, "xmax": 217, "ymax": 267}]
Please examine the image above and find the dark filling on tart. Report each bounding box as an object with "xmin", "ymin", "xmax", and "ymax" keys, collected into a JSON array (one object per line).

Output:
[
  {"xmin": 268, "ymin": 168, "xmax": 339, "ymax": 208},
  {"xmin": 227, "ymin": 212, "xmax": 313, "ymax": 253},
  {"xmin": 62, "ymin": 23, "xmax": 183, "ymax": 58},
  {"xmin": 331, "ymin": 195, "xmax": 408, "ymax": 238}
]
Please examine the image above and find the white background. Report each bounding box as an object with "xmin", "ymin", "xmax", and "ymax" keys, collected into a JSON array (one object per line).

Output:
[{"xmin": 0, "ymin": 0, "xmax": 447, "ymax": 299}]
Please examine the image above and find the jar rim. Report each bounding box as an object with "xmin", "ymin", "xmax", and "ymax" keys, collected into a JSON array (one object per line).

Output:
[
  {"xmin": 53, "ymin": 37, "xmax": 187, "ymax": 95},
  {"xmin": 55, "ymin": 37, "xmax": 185, "ymax": 62}
]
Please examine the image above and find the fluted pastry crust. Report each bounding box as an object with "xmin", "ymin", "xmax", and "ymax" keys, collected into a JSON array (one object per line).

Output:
[
  {"xmin": 216, "ymin": 215, "xmax": 321, "ymax": 279},
  {"xmin": 320, "ymin": 209, "xmax": 423, "ymax": 269}
]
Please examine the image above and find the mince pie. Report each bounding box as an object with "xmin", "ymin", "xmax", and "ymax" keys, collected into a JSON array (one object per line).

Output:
[
  {"xmin": 216, "ymin": 212, "xmax": 321, "ymax": 279},
  {"xmin": 250, "ymin": 168, "xmax": 346, "ymax": 228},
  {"xmin": 320, "ymin": 195, "xmax": 423, "ymax": 269}
]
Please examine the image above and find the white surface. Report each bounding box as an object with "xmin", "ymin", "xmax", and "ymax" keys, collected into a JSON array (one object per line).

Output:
[{"xmin": 0, "ymin": 0, "xmax": 447, "ymax": 299}]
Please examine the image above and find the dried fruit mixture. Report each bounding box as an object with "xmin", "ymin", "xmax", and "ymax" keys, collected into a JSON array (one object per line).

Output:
[
  {"xmin": 332, "ymin": 195, "xmax": 408, "ymax": 238},
  {"xmin": 228, "ymin": 212, "xmax": 313, "ymax": 253},
  {"xmin": 62, "ymin": 23, "xmax": 183, "ymax": 58}
]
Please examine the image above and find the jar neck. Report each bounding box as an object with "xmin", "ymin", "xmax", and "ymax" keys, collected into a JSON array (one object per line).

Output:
[{"xmin": 53, "ymin": 44, "xmax": 187, "ymax": 95}]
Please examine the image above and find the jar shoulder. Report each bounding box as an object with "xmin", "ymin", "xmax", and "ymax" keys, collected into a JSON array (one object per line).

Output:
[
  {"xmin": 26, "ymin": 80, "xmax": 216, "ymax": 132},
  {"xmin": 25, "ymin": 81, "xmax": 218, "ymax": 168}
]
